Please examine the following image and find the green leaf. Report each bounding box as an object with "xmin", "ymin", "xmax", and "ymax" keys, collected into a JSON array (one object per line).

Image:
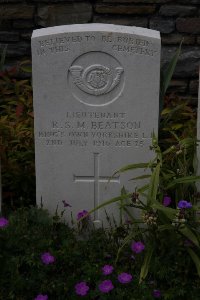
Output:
[
  {"xmin": 112, "ymin": 163, "xmax": 150, "ymax": 177},
  {"xmin": 160, "ymin": 40, "xmax": 183, "ymax": 102},
  {"xmin": 179, "ymin": 225, "xmax": 199, "ymax": 248},
  {"xmin": 139, "ymin": 245, "xmax": 154, "ymax": 283},
  {"xmin": 129, "ymin": 174, "xmax": 151, "ymax": 181},
  {"xmin": 159, "ymin": 41, "xmax": 183, "ymax": 123},
  {"xmin": 158, "ymin": 224, "xmax": 174, "ymax": 231},
  {"xmin": 87, "ymin": 193, "xmax": 132, "ymax": 217},
  {"xmin": 187, "ymin": 248, "xmax": 200, "ymax": 277},
  {"xmin": 119, "ymin": 186, "xmax": 128, "ymax": 224},
  {"xmin": 20, "ymin": 66, "xmax": 32, "ymax": 73},
  {"xmin": 115, "ymin": 232, "xmax": 137, "ymax": 264},
  {"xmin": 138, "ymin": 184, "xmax": 149, "ymax": 195},
  {"xmin": 152, "ymin": 202, "xmax": 176, "ymax": 220},
  {"xmin": 147, "ymin": 163, "xmax": 161, "ymax": 205},
  {"xmin": 166, "ymin": 176, "xmax": 200, "ymax": 189}
]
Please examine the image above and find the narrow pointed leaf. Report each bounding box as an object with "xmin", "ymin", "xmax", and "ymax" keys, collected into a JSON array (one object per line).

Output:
[
  {"xmin": 160, "ymin": 40, "xmax": 182, "ymax": 102},
  {"xmin": 147, "ymin": 163, "xmax": 160, "ymax": 205},
  {"xmin": 129, "ymin": 174, "xmax": 151, "ymax": 181},
  {"xmin": 152, "ymin": 202, "xmax": 176, "ymax": 220},
  {"xmin": 179, "ymin": 225, "xmax": 199, "ymax": 248},
  {"xmin": 88, "ymin": 193, "xmax": 132, "ymax": 216},
  {"xmin": 187, "ymin": 248, "xmax": 200, "ymax": 277},
  {"xmin": 112, "ymin": 163, "xmax": 150, "ymax": 177},
  {"xmin": 139, "ymin": 245, "xmax": 154, "ymax": 283},
  {"xmin": 166, "ymin": 176, "xmax": 200, "ymax": 189}
]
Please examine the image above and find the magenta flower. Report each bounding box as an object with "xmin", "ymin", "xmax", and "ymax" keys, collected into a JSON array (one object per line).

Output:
[
  {"xmin": 102, "ymin": 265, "xmax": 114, "ymax": 275},
  {"xmin": 77, "ymin": 210, "xmax": 89, "ymax": 221},
  {"xmin": 34, "ymin": 295, "xmax": 48, "ymax": 300},
  {"xmin": 131, "ymin": 241, "xmax": 145, "ymax": 253},
  {"xmin": 163, "ymin": 195, "xmax": 171, "ymax": 207},
  {"xmin": 177, "ymin": 200, "xmax": 192, "ymax": 209},
  {"xmin": 99, "ymin": 280, "xmax": 114, "ymax": 293},
  {"xmin": 75, "ymin": 281, "xmax": 89, "ymax": 296},
  {"xmin": 41, "ymin": 252, "xmax": 55, "ymax": 265},
  {"xmin": 153, "ymin": 289, "xmax": 161, "ymax": 298},
  {"xmin": 0, "ymin": 217, "xmax": 9, "ymax": 228},
  {"xmin": 118, "ymin": 272, "xmax": 133, "ymax": 284}
]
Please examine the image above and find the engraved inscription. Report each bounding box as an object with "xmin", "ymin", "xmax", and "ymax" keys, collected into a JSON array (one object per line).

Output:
[
  {"xmin": 36, "ymin": 33, "xmax": 158, "ymax": 58},
  {"xmin": 37, "ymin": 111, "xmax": 151, "ymax": 149}
]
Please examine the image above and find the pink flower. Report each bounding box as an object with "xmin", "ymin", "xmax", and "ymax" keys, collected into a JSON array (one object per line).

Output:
[
  {"xmin": 102, "ymin": 265, "xmax": 114, "ymax": 275},
  {"xmin": 118, "ymin": 272, "xmax": 133, "ymax": 284},
  {"xmin": 75, "ymin": 281, "xmax": 89, "ymax": 296},
  {"xmin": 163, "ymin": 195, "xmax": 171, "ymax": 207},
  {"xmin": 77, "ymin": 210, "xmax": 89, "ymax": 221},
  {"xmin": 41, "ymin": 252, "xmax": 55, "ymax": 265},
  {"xmin": 34, "ymin": 295, "xmax": 48, "ymax": 300},
  {"xmin": 0, "ymin": 217, "xmax": 9, "ymax": 228},
  {"xmin": 99, "ymin": 280, "xmax": 114, "ymax": 293},
  {"xmin": 153, "ymin": 289, "xmax": 161, "ymax": 298},
  {"xmin": 131, "ymin": 241, "xmax": 145, "ymax": 254}
]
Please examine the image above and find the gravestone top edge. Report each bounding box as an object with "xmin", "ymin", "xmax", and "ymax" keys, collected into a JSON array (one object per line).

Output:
[{"xmin": 32, "ymin": 23, "xmax": 160, "ymax": 40}]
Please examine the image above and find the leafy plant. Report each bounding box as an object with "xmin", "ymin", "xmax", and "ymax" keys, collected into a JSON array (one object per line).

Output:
[{"xmin": 0, "ymin": 61, "xmax": 35, "ymax": 208}]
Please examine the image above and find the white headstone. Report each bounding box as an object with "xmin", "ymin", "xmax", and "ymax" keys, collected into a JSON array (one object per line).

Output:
[{"xmin": 31, "ymin": 24, "xmax": 161, "ymax": 225}]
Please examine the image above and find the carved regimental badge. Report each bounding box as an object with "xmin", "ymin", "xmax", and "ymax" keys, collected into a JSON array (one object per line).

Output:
[
  {"xmin": 69, "ymin": 64, "xmax": 123, "ymax": 96},
  {"xmin": 68, "ymin": 51, "xmax": 125, "ymax": 106}
]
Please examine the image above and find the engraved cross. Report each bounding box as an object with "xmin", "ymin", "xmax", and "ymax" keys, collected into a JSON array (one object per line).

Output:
[{"xmin": 73, "ymin": 153, "xmax": 120, "ymax": 221}]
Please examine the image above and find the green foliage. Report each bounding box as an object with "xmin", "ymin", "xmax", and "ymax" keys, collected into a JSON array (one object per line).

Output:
[
  {"xmin": 0, "ymin": 61, "xmax": 35, "ymax": 207},
  {"xmin": 0, "ymin": 207, "xmax": 159, "ymax": 300},
  {"xmin": 159, "ymin": 41, "xmax": 183, "ymax": 110},
  {"xmin": 87, "ymin": 90, "xmax": 200, "ymax": 299}
]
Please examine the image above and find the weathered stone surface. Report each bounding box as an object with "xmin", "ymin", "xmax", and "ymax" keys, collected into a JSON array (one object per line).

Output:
[
  {"xmin": 161, "ymin": 33, "xmax": 195, "ymax": 45},
  {"xmin": 102, "ymin": 0, "xmax": 173, "ymax": 3},
  {"xmin": 93, "ymin": 15, "xmax": 148, "ymax": 27},
  {"xmin": 168, "ymin": 79, "xmax": 188, "ymax": 93},
  {"xmin": 177, "ymin": 0, "xmax": 200, "ymax": 4},
  {"xmin": 162, "ymin": 47, "xmax": 200, "ymax": 78},
  {"xmin": 189, "ymin": 79, "xmax": 199, "ymax": 94},
  {"xmin": 37, "ymin": 3, "xmax": 92, "ymax": 27},
  {"xmin": 0, "ymin": 31, "xmax": 19, "ymax": 42},
  {"xmin": 13, "ymin": 20, "xmax": 35, "ymax": 29},
  {"xmin": 0, "ymin": 4, "xmax": 35, "ymax": 19},
  {"xmin": 150, "ymin": 17, "xmax": 175, "ymax": 34},
  {"xmin": 159, "ymin": 5, "xmax": 196, "ymax": 17},
  {"xmin": 0, "ymin": 20, "xmax": 12, "ymax": 30},
  {"xmin": 0, "ymin": 42, "xmax": 31, "ymax": 58},
  {"xmin": 31, "ymin": 24, "xmax": 160, "ymax": 225},
  {"xmin": 0, "ymin": 0, "xmax": 23, "ymax": 2},
  {"xmin": 32, "ymin": 0, "xmax": 83, "ymax": 1},
  {"xmin": 176, "ymin": 18, "xmax": 200, "ymax": 34},
  {"xmin": 21, "ymin": 32, "xmax": 32, "ymax": 40},
  {"xmin": 32, "ymin": 0, "xmax": 83, "ymax": 4},
  {"xmin": 95, "ymin": 4, "xmax": 156, "ymax": 14}
]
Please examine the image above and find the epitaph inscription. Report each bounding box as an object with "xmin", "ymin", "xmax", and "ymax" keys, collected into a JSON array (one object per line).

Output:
[{"xmin": 32, "ymin": 24, "xmax": 161, "ymax": 225}]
